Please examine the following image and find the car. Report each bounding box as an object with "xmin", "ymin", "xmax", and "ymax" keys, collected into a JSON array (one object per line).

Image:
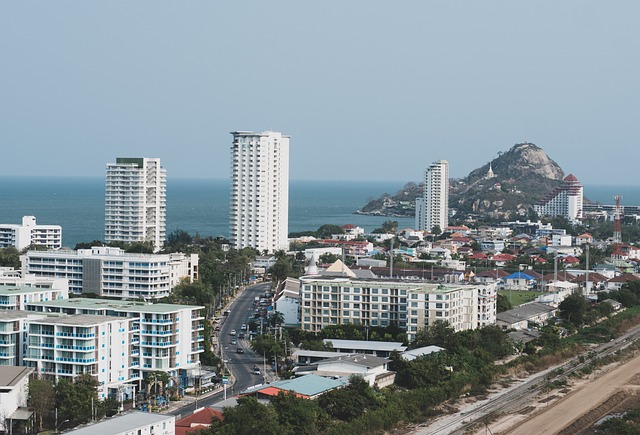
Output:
[
  {"xmin": 236, "ymin": 347, "xmax": 244, "ymax": 354},
  {"xmin": 253, "ymin": 367, "xmax": 261, "ymax": 375},
  {"xmin": 230, "ymin": 329, "xmax": 236, "ymax": 336},
  {"xmin": 238, "ymin": 332, "xmax": 245, "ymax": 339},
  {"xmin": 230, "ymin": 339, "xmax": 237, "ymax": 345},
  {"xmin": 240, "ymin": 323, "xmax": 247, "ymax": 330}
]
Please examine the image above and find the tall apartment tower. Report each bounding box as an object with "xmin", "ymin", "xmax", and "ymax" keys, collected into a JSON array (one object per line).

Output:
[
  {"xmin": 105, "ymin": 158, "xmax": 166, "ymax": 252},
  {"xmin": 230, "ymin": 131, "xmax": 290, "ymax": 253},
  {"xmin": 418, "ymin": 160, "xmax": 449, "ymax": 232}
]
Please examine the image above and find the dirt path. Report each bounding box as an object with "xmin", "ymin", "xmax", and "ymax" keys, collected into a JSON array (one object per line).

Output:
[{"xmin": 505, "ymin": 351, "xmax": 640, "ymax": 434}]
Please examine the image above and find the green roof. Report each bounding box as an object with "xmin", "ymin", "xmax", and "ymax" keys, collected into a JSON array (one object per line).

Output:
[{"xmin": 27, "ymin": 298, "xmax": 203, "ymax": 313}]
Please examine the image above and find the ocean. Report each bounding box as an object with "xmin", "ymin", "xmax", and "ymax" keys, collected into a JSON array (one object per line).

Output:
[
  {"xmin": 0, "ymin": 177, "xmax": 416, "ymax": 248},
  {"xmin": 0, "ymin": 176, "xmax": 637, "ymax": 248}
]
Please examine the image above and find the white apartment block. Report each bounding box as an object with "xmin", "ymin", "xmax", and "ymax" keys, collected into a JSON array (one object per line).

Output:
[
  {"xmin": 299, "ymin": 276, "xmax": 496, "ymax": 341},
  {"xmin": 21, "ymin": 246, "xmax": 198, "ymax": 300},
  {"xmin": 230, "ymin": 131, "xmax": 290, "ymax": 253},
  {"xmin": 534, "ymin": 173, "xmax": 583, "ymax": 222},
  {"xmin": 418, "ymin": 160, "xmax": 449, "ymax": 232},
  {"xmin": 105, "ymin": 157, "xmax": 167, "ymax": 252},
  {"xmin": 0, "ymin": 216, "xmax": 62, "ymax": 250},
  {"xmin": 0, "ymin": 276, "xmax": 69, "ymax": 310},
  {"xmin": 25, "ymin": 298, "xmax": 204, "ymax": 381},
  {"xmin": 0, "ymin": 311, "xmax": 38, "ymax": 367},
  {"xmin": 24, "ymin": 314, "xmax": 133, "ymax": 399}
]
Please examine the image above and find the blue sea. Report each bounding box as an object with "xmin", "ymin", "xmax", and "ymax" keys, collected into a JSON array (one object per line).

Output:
[
  {"xmin": 0, "ymin": 177, "xmax": 638, "ymax": 248},
  {"xmin": 0, "ymin": 177, "xmax": 416, "ymax": 248}
]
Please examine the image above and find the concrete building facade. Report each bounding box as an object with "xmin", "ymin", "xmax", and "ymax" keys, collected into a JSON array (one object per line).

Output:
[
  {"xmin": 229, "ymin": 131, "xmax": 289, "ymax": 253},
  {"xmin": 534, "ymin": 173, "xmax": 583, "ymax": 222},
  {"xmin": 21, "ymin": 247, "xmax": 198, "ymax": 300},
  {"xmin": 105, "ymin": 157, "xmax": 167, "ymax": 252},
  {"xmin": 299, "ymin": 276, "xmax": 496, "ymax": 341},
  {"xmin": 418, "ymin": 160, "xmax": 449, "ymax": 232},
  {"xmin": 0, "ymin": 216, "xmax": 62, "ymax": 250}
]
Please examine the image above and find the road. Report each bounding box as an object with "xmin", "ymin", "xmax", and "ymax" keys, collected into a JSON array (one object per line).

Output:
[{"xmin": 168, "ymin": 281, "xmax": 272, "ymax": 417}]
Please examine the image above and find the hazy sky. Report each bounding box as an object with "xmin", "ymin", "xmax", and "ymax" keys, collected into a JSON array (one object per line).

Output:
[{"xmin": 1, "ymin": 2, "xmax": 638, "ymax": 185}]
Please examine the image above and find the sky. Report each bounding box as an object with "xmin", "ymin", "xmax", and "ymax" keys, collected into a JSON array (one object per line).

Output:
[{"xmin": 1, "ymin": 2, "xmax": 639, "ymax": 185}]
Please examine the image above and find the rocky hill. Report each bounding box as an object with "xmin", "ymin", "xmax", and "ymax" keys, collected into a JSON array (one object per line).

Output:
[{"xmin": 358, "ymin": 142, "xmax": 567, "ymax": 220}]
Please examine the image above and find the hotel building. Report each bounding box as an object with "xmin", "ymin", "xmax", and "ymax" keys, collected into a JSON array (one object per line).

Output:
[
  {"xmin": 0, "ymin": 216, "xmax": 62, "ymax": 250},
  {"xmin": 229, "ymin": 131, "xmax": 290, "ymax": 253},
  {"xmin": 299, "ymin": 276, "xmax": 496, "ymax": 341},
  {"xmin": 21, "ymin": 246, "xmax": 198, "ymax": 300},
  {"xmin": 105, "ymin": 157, "xmax": 167, "ymax": 252},
  {"xmin": 534, "ymin": 173, "xmax": 583, "ymax": 223}
]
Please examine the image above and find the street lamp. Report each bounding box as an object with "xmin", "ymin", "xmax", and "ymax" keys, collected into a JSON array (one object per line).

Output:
[{"xmin": 56, "ymin": 419, "xmax": 70, "ymax": 433}]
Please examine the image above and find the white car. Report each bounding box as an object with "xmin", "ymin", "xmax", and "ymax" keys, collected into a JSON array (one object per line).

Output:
[
  {"xmin": 240, "ymin": 323, "xmax": 247, "ymax": 330},
  {"xmin": 230, "ymin": 329, "xmax": 236, "ymax": 336}
]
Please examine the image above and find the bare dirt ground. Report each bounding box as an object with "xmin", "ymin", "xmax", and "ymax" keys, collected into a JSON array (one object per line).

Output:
[{"xmin": 492, "ymin": 351, "xmax": 640, "ymax": 435}]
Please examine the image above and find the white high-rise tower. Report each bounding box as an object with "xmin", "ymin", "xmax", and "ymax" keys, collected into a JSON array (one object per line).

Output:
[
  {"xmin": 418, "ymin": 160, "xmax": 449, "ymax": 233},
  {"xmin": 230, "ymin": 131, "xmax": 289, "ymax": 253},
  {"xmin": 105, "ymin": 157, "xmax": 166, "ymax": 252}
]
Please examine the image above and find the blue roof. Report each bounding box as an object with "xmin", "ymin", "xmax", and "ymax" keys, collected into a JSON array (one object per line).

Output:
[
  {"xmin": 243, "ymin": 374, "xmax": 345, "ymax": 397},
  {"xmin": 505, "ymin": 271, "xmax": 535, "ymax": 280}
]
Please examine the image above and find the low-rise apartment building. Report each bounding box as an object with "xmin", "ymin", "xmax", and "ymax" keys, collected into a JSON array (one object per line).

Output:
[
  {"xmin": 24, "ymin": 314, "xmax": 133, "ymax": 399},
  {"xmin": 0, "ymin": 216, "xmax": 62, "ymax": 250},
  {"xmin": 21, "ymin": 246, "xmax": 198, "ymax": 299},
  {"xmin": 24, "ymin": 298, "xmax": 204, "ymax": 381},
  {"xmin": 299, "ymin": 276, "xmax": 497, "ymax": 341},
  {"xmin": 0, "ymin": 276, "xmax": 69, "ymax": 310}
]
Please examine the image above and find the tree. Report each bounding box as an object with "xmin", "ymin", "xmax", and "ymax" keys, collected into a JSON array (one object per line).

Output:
[
  {"xmin": 55, "ymin": 374, "xmax": 102, "ymax": 425},
  {"xmin": 269, "ymin": 311, "xmax": 285, "ymax": 328},
  {"xmin": 317, "ymin": 375, "xmax": 378, "ymax": 422},
  {"xmin": 373, "ymin": 220, "xmax": 398, "ymax": 234},
  {"xmin": 0, "ymin": 247, "xmax": 20, "ymax": 268},
  {"xmin": 559, "ymin": 292, "xmax": 590, "ymax": 326},
  {"xmin": 207, "ymin": 396, "xmax": 279, "ymax": 435},
  {"xmin": 496, "ymin": 293, "xmax": 512, "ymax": 313},
  {"xmin": 29, "ymin": 378, "xmax": 55, "ymax": 431},
  {"xmin": 269, "ymin": 256, "xmax": 294, "ymax": 283},
  {"xmin": 318, "ymin": 253, "xmax": 340, "ymax": 264},
  {"xmin": 316, "ymin": 224, "xmax": 344, "ymax": 239},
  {"xmin": 271, "ymin": 391, "xmax": 328, "ymax": 434}
]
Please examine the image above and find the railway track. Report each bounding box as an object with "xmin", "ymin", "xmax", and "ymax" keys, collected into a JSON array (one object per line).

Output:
[{"xmin": 417, "ymin": 325, "xmax": 640, "ymax": 435}]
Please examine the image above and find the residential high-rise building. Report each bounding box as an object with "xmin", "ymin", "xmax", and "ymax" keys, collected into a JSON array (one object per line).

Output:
[
  {"xmin": 105, "ymin": 158, "xmax": 166, "ymax": 252},
  {"xmin": 229, "ymin": 131, "xmax": 290, "ymax": 253},
  {"xmin": 417, "ymin": 160, "xmax": 449, "ymax": 232},
  {"xmin": 534, "ymin": 173, "xmax": 583, "ymax": 222}
]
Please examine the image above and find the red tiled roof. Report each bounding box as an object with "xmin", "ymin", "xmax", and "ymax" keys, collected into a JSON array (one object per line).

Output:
[
  {"xmin": 342, "ymin": 224, "xmax": 356, "ymax": 229},
  {"xmin": 175, "ymin": 408, "xmax": 223, "ymax": 435},
  {"xmin": 608, "ymin": 274, "xmax": 640, "ymax": 283}
]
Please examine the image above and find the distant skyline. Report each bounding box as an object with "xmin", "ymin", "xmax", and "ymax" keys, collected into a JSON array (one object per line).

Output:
[{"xmin": 2, "ymin": 2, "xmax": 639, "ymax": 185}]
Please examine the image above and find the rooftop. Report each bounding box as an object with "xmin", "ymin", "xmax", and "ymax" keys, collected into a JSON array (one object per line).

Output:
[
  {"xmin": 31, "ymin": 314, "xmax": 121, "ymax": 326},
  {"xmin": 242, "ymin": 374, "xmax": 345, "ymax": 398},
  {"xmin": 64, "ymin": 412, "xmax": 174, "ymax": 435},
  {"xmin": 323, "ymin": 339, "xmax": 407, "ymax": 353},
  {"xmin": 27, "ymin": 298, "xmax": 202, "ymax": 313},
  {"xmin": 0, "ymin": 366, "xmax": 33, "ymax": 388},
  {"xmin": 496, "ymin": 302, "xmax": 556, "ymax": 325},
  {"xmin": 0, "ymin": 284, "xmax": 59, "ymax": 295}
]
